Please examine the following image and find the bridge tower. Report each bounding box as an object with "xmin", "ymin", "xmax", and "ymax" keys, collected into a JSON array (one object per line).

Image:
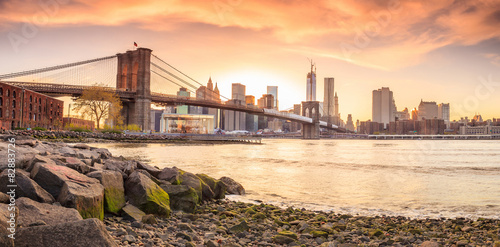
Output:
[
  {"xmin": 116, "ymin": 48, "xmax": 152, "ymax": 131},
  {"xmin": 302, "ymin": 101, "xmax": 320, "ymax": 139}
]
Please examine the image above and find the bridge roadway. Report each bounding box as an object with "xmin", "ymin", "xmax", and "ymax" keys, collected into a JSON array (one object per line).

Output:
[{"xmin": 1, "ymin": 81, "xmax": 346, "ymax": 132}]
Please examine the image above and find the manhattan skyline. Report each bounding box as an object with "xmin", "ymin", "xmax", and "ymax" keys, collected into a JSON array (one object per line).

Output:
[{"xmin": 0, "ymin": 0, "xmax": 499, "ymax": 121}]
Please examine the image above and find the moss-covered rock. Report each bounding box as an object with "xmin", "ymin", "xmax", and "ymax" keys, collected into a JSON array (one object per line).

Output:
[
  {"xmin": 160, "ymin": 183, "xmax": 199, "ymax": 213},
  {"xmin": 369, "ymin": 229, "xmax": 384, "ymax": 237},
  {"xmin": 125, "ymin": 171, "xmax": 171, "ymax": 217},
  {"xmin": 228, "ymin": 220, "xmax": 249, "ymax": 233},
  {"xmin": 272, "ymin": 234, "xmax": 296, "ymax": 244},
  {"xmin": 87, "ymin": 170, "xmax": 126, "ymax": 214},
  {"xmin": 311, "ymin": 230, "xmax": 329, "ymax": 238},
  {"xmin": 196, "ymin": 174, "xmax": 227, "ymax": 199},
  {"xmin": 278, "ymin": 230, "xmax": 298, "ymax": 240}
]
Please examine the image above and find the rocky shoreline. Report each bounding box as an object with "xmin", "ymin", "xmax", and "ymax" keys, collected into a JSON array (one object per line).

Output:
[
  {"xmin": 0, "ymin": 135, "xmax": 499, "ymax": 247},
  {"xmin": 1, "ymin": 130, "xmax": 260, "ymax": 144}
]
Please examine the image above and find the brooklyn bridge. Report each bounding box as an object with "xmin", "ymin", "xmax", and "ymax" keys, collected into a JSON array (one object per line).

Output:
[{"xmin": 0, "ymin": 48, "xmax": 347, "ymax": 138}]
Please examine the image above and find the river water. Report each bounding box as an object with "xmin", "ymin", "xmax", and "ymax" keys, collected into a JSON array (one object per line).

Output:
[{"xmin": 92, "ymin": 139, "xmax": 500, "ymax": 219}]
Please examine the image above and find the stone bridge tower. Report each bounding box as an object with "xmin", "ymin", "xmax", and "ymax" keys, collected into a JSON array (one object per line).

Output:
[
  {"xmin": 116, "ymin": 48, "xmax": 152, "ymax": 131},
  {"xmin": 302, "ymin": 101, "xmax": 320, "ymax": 139}
]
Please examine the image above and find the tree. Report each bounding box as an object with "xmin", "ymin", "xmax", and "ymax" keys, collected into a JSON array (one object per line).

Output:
[{"xmin": 73, "ymin": 84, "xmax": 123, "ymax": 129}]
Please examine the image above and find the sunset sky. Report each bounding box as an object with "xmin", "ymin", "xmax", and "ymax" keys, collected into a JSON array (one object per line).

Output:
[{"xmin": 1, "ymin": 0, "xmax": 500, "ymax": 121}]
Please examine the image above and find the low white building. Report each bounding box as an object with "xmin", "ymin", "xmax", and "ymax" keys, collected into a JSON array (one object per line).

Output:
[
  {"xmin": 160, "ymin": 113, "xmax": 214, "ymax": 134},
  {"xmin": 459, "ymin": 125, "xmax": 500, "ymax": 135}
]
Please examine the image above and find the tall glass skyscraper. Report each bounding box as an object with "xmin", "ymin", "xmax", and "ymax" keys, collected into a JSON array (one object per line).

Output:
[
  {"xmin": 306, "ymin": 63, "xmax": 316, "ymax": 101},
  {"xmin": 267, "ymin": 86, "xmax": 278, "ymax": 110}
]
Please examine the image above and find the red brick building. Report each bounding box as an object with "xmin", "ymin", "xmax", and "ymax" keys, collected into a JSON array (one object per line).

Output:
[
  {"xmin": 63, "ymin": 117, "xmax": 95, "ymax": 131},
  {"xmin": 0, "ymin": 82, "xmax": 63, "ymax": 130}
]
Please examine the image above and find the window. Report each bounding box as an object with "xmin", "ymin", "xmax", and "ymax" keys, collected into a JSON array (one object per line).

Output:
[
  {"xmin": 7, "ymin": 90, "xmax": 10, "ymax": 97},
  {"xmin": 33, "ymin": 114, "xmax": 36, "ymax": 121},
  {"xmin": 0, "ymin": 97, "xmax": 2, "ymax": 106},
  {"xmin": 30, "ymin": 95, "xmax": 32, "ymax": 102},
  {"xmin": 29, "ymin": 104, "xmax": 32, "ymax": 111},
  {"xmin": 12, "ymin": 100, "xmax": 15, "ymax": 108},
  {"xmin": 39, "ymin": 98, "xmax": 41, "ymax": 104},
  {"xmin": 0, "ymin": 109, "xmax": 2, "ymax": 118},
  {"xmin": 12, "ymin": 110, "xmax": 15, "ymax": 119},
  {"xmin": 0, "ymin": 88, "xmax": 2, "ymax": 95},
  {"xmin": 39, "ymin": 106, "xmax": 41, "ymax": 112},
  {"xmin": 12, "ymin": 91, "xmax": 16, "ymax": 98}
]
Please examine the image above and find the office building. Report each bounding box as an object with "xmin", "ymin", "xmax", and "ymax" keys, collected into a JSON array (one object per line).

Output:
[
  {"xmin": 418, "ymin": 100, "xmax": 438, "ymax": 120},
  {"xmin": 267, "ymin": 86, "xmax": 278, "ymax": 110},
  {"xmin": 223, "ymin": 83, "xmax": 246, "ymax": 131},
  {"xmin": 372, "ymin": 87, "xmax": 396, "ymax": 128},
  {"xmin": 306, "ymin": 63, "xmax": 316, "ymax": 101},
  {"xmin": 346, "ymin": 114, "xmax": 355, "ymax": 132},
  {"xmin": 323, "ymin": 78, "xmax": 335, "ymax": 117},
  {"xmin": 245, "ymin": 95, "xmax": 255, "ymax": 105},
  {"xmin": 257, "ymin": 94, "xmax": 274, "ymax": 109},
  {"xmin": 438, "ymin": 103, "xmax": 450, "ymax": 127}
]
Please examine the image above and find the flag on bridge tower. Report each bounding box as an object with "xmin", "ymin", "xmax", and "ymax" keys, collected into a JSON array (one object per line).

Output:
[{"xmin": 134, "ymin": 42, "xmax": 138, "ymax": 47}]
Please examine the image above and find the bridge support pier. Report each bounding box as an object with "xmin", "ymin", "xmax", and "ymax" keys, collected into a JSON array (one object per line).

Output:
[
  {"xmin": 116, "ymin": 48, "xmax": 152, "ymax": 131},
  {"xmin": 302, "ymin": 101, "xmax": 320, "ymax": 139}
]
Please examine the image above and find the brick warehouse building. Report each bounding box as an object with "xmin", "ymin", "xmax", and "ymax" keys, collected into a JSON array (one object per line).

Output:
[{"xmin": 0, "ymin": 82, "xmax": 63, "ymax": 130}]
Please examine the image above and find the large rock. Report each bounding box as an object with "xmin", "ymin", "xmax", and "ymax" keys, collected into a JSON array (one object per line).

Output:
[
  {"xmin": 94, "ymin": 148, "xmax": 112, "ymax": 159},
  {"xmin": 52, "ymin": 156, "xmax": 91, "ymax": 174},
  {"xmin": 15, "ymin": 218, "xmax": 118, "ymax": 247},
  {"xmin": 57, "ymin": 179, "xmax": 104, "ymax": 220},
  {"xmin": 137, "ymin": 162, "xmax": 162, "ymax": 178},
  {"xmin": 158, "ymin": 167, "xmax": 181, "ymax": 184},
  {"xmin": 0, "ymin": 169, "xmax": 54, "ymax": 203},
  {"xmin": 125, "ymin": 171, "xmax": 171, "ymax": 217},
  {"xmin": 197, "ymin": 174, "xmax": 227, "ymax": 199},
  {"xmin": 220, "ymin": 176, "xmax": 245, "ymax": 195},
  {"xmin": 0, "ymin": 203, "xmax": 15, "ymax": 247},
  {"xmin": 87, "ymin": 170, "xmax": 126, "ymax": 214},
  {"xmin": 17, "ymin": 197, "xmax": 82, "ymax": 227},
  {"xmin": 179, "ymin": 171, "xmax": 204, "ymax": 202},
  {"xmin": 0, "ymin": 144, "xmax": 38, "ymax": 171},
  {"xmin": 121, "ymin": 204, "xmax": 146, "ymax": 222},
  {"xmin": 30, "ymin": 162, "xmax": 104, "ymax": 219},
  {"xmin": 160, "ymin": 183, "xmax": 199, "ymax": 213}
]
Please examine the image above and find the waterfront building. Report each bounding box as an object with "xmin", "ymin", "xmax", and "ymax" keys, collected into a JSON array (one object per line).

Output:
[
  {"xmin": 459, "ymin": 125, "xmax": 500, "ymax": 135},
  {"xmin": 160, "ymin": 113, "xmax": 214, "ymax": 134},
  {"xmin": 267, "ymin": 86, "xmax": 278, "ymax": 110},
  {"xmin": 372, "ymin": 87, "xmax": 396, "ymax": 128},
  {"xmin": 359, "ymin": 120, "xmax": 383, "ymax": 134},
  {"xmin": 0, "ymin": 82, "xmax": 63, "ymax": 130},
  {"xmin": 306, "ymin": 63, "xmax": 316, "ymax": 101}
]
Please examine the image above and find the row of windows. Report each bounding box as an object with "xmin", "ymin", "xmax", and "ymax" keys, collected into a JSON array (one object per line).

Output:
[
  {"xmin": 0, "ymin": 109, "xmax": 61, "ymax": 119},
  {"xmin": 0, "ymin": 98, "xmax": 61, "ymax": 111},
  {"xmin": 0, "ymin": 87, "xmax": 52, "ymax": 105}
]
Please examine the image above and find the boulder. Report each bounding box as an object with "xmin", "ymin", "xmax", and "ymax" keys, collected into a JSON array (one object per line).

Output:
[
  {"xmin": 0, "ymin": 192, "xmax": 9, "ymax": 203},
  {"xmin": 57, "ymin": 179, "xmax": 104, "ymax": 220},
  {"xmin": 94, "ymin": 148, "xmax": 112, "ymax": 159},
  {"xmin": 16, "ymin": 139, "xmax": 37, "ymax": 147},
  {"xmin": 220, "ymin": 176, "xmax": 245, "ymax": 195},
  {"xmin": 52, "ymin": 156, "xmax": 91, "ymax": 174},
  {"xmin": 103, "ymin": 159, "xmax": 129, "ymax": 173},
  {"xmin": 0, "ymin": 145, "xmax": 38, "ymax": 171},
  {"xmin": 25, "ymin": 155, "xmax": 55, "ymax": 172},
  {"xmin": 197, "ymin": 174, "xmax": 227, "ymax": 199},
  {"xmin": 75, "ymin": 149, "xmax": 100, "ymax": 160},
  {"xmin": 121, "ymin": 204, "xmax": 146, "ymax": 222},
  {"xmin": 15, "ymin": 218, "xmax": 118, "ymax": 247},
  {"xmin": 0, "ymin": 169, "xmax": 54, "ymax": 203},
  {"xmin": 30, "ymin": 162, "xmax": 104, "ymax": 219},
  {"xmin": 136, "ymin": 162, "xmax": 161, "ymax": 178},
  {"xmin": 160, "ymin": 184, "xmax": 199, "ymax": 213},
  {"xmin": 87, "ymin": 170, "xmax": 126, "ymax": 214},
  {"xmin": 125, "ymin": 171, "xmax": 171, "ymax": 217},
  {"xmin": 158, "ymin": 167, "xmax": 181, "ymax": 184},
  {"xmin": 58, "ymin": 146, "xmax": 77, "ymax": 157},
  {"xmin": 0, "ymin": 204, "xmax": 15, "ymax": 247},
  {"xmin": 17, "ymin": 197, "xmax": 82, "ymax": 227}
]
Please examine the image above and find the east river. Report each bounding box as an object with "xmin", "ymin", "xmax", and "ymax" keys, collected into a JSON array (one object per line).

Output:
[{"xmin": 92, "ymin": 139, "xmax": 500, "ymax": 219}]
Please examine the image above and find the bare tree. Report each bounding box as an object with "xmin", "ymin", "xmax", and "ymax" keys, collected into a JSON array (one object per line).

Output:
[{"xmin": 73, "ymin": 84, "xmax": 123, "ymax": 129}]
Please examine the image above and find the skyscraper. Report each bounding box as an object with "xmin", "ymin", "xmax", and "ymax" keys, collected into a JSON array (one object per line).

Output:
[
  {"xmin": 372, "ymin": 87, "xmax": 396, "ymax": 128},
  {"xmin": 323, "ymin": 78, "xmax": 335, "ymax": 117},
  {"xmin": 346, "ymin": 114, "xmax": 355, "ymax": 132},
  {"xmin": 267, "ymin": 86, "xmax": 278, "ymax": 110},
  {"xmin": 438, "ymin": 103, "xmax": 450, "ymax": 127},
  {"xmin": 334, "ymin": 92, "xmax": 339, "ymax": 117},
  {"xmin": 231, "ymin": 83, "xmax": 246, "ymax": 102},
  {"xmin": 418, "ymin": 100, "xmax": 438, "ymax": 120},
  {"xmin": 306, "ymin": 63, "xmax": 316, "ymax": 101}
]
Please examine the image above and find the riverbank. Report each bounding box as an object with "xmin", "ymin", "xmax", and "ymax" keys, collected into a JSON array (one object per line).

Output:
[{"xmin": 1, "ymin": 136, "xmax": 499, "ymax": 246}]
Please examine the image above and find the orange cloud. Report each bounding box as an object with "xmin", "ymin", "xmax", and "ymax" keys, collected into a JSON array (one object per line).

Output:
[{"xmin": 1, "ymin": 0, "xmax": 499, "ymax": 70}]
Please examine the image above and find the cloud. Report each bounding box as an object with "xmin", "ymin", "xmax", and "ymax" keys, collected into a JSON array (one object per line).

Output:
[{"xmin": 1, "ymin": 0, "xmax": 500, "ymax": 70}]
